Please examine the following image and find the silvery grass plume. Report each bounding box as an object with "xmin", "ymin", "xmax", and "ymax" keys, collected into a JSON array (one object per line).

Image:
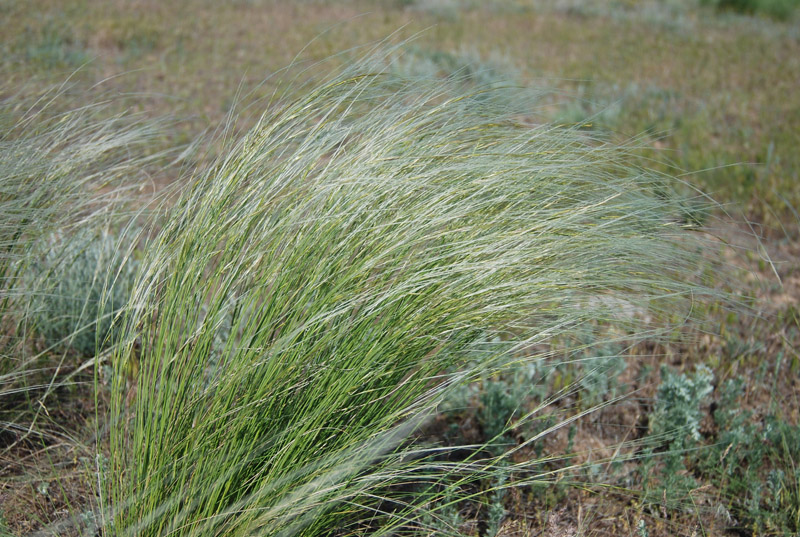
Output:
[
  {"xmin": 107, "ymin": 54, "xmax": 716, "ymax": 537},
  {"xmin": 0, "ymin": 85, "xmax": 164, "ymax": 446}
]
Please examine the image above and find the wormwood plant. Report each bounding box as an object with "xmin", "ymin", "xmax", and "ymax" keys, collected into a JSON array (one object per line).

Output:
[
  {"xmin": 107, "ymin": 53, "xmax": 718, "ymax": 537},
  {"xmin": 26, "ymin": 229, "xmax": 139, "ymax": 356},
  {"xmin": 639, "ymin": 365, "xmax": 715, "ymax": 512},
  {"xmin": 649, "ymin": 365, "xmax": 714, "ymax": 448},
  {"xmin": 697, "ymin": 378, "xmax": 800, "ymax": 533}
]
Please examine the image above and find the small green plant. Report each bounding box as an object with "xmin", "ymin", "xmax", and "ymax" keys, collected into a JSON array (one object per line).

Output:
[
  {"xmin": 27, "ymin": 230, "xmax": 138, "ymax": 356},
  {"xmin": 392, "ymin": 46, "xmax": 516, "ymax": 87},
  {"xmin": 440, "ymin": 350, "xmax": 551, "ymax": 455},
  {"xmin": 699, "ymin": 378, "xmax": 800, "ymax": 534},
  {"xmin": 419, "ymin": 486, "xmax": 469, "ymax": 535},
  {"xmin": 483, "ymin": 463, "xmax": 510, "ymax": 537},
  {"xmin": 478, "ymin": 376, "xmax": 522, "ymax": 453},
  {"xmin": 19, "ymin": 19, "xmax": 89, "ymax": 69},
  {"xmin": 637, "ymin": 518, "xmax": 649, "ymax": 537},
  {"xmin": 639, "ymin": 365, "xmax": 714, "ymax": 512},
  {"xmin": 701, "ymin": 0, "xmax": 799, "ymax": 20},
  {"xmin": 649, "ymin": 365, "xmax": 714, "ymax": 448},
  {"xmin": 389, "ymin": 46, "xmax": 534, "ymax": 110},
  {"xmin": 564, "ymin": 330, "xmax": 628, "ymax": 407},
  {"xmin": 0, "ymin": 512, "xmax": 12, "ymax": 537}
]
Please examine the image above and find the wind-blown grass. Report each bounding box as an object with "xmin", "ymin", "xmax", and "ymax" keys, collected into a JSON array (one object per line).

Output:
[
  {"xmin": 0, "ymin": 86, "xmax": 162, "ymax": 448},
  {"xmin": 107, "ymin": 56, "xmax": 718, "ymax": 536}
]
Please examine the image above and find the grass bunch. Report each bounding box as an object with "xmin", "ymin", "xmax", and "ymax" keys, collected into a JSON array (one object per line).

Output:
[
  {"xmin": 0, "ymin": 85, "xmax": 162, "ymax": 445},
  {"xmin": 107, "ymin": 54, "xmax": 717, "ymax": 536}
]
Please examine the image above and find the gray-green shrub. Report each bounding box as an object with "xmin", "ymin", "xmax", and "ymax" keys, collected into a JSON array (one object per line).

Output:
[
  {"xmin": 649, "ymin": 365, "xmax": 714, "ymax": 448},
  {"xmin": 27, "ymin": 230, "xmax": 138, "ymax": 356}
]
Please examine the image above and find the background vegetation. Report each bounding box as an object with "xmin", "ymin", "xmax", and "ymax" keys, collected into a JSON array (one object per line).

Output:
[{"xmin": 1, "ymin": 1, "xmax": 798, "ymax": 536}]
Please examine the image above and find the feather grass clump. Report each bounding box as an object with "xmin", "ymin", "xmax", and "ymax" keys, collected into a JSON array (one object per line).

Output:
[
  {"xmin": 107, "ymin": 56, "xmax": 714, "ymax": 536},
  {"xmin": 0, "ymin": 88, "xmax": 160, "ymax": 405}
]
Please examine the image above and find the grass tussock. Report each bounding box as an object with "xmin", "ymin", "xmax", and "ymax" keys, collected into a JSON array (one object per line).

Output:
[
  {"xmin": 0, "ymin": 87, "xmax": 162, "ymax": 410},
  {"xmin": 106, "ymin": 56, "xmax": 719, "ymax": 536}
]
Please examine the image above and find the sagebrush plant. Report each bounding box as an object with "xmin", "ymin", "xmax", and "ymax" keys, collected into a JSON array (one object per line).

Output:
[
  {"xmin": 697, "ymin": 378, "xmax": 800, "ymax": 533},
  {"xmin": 649, "ymin": 365, "xmax": 714, "ymax": 448},
  {"xmin": 390, "ymin": 46, "xmax": 523, "ymax": 92},
  {"xmin": 107, "ymin": 51, "xmax": 720, "ymax": 536},
  {"xmin": 26, "ymin": 229, "xmax": 139, "ymax": 356},
  {"xmin": 638, "ymin": 372, "xmax": 800, "ymax": 533},
  {"xmin": 636, "ymin": 365, "xmax": 715, "ymax": 511}
]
